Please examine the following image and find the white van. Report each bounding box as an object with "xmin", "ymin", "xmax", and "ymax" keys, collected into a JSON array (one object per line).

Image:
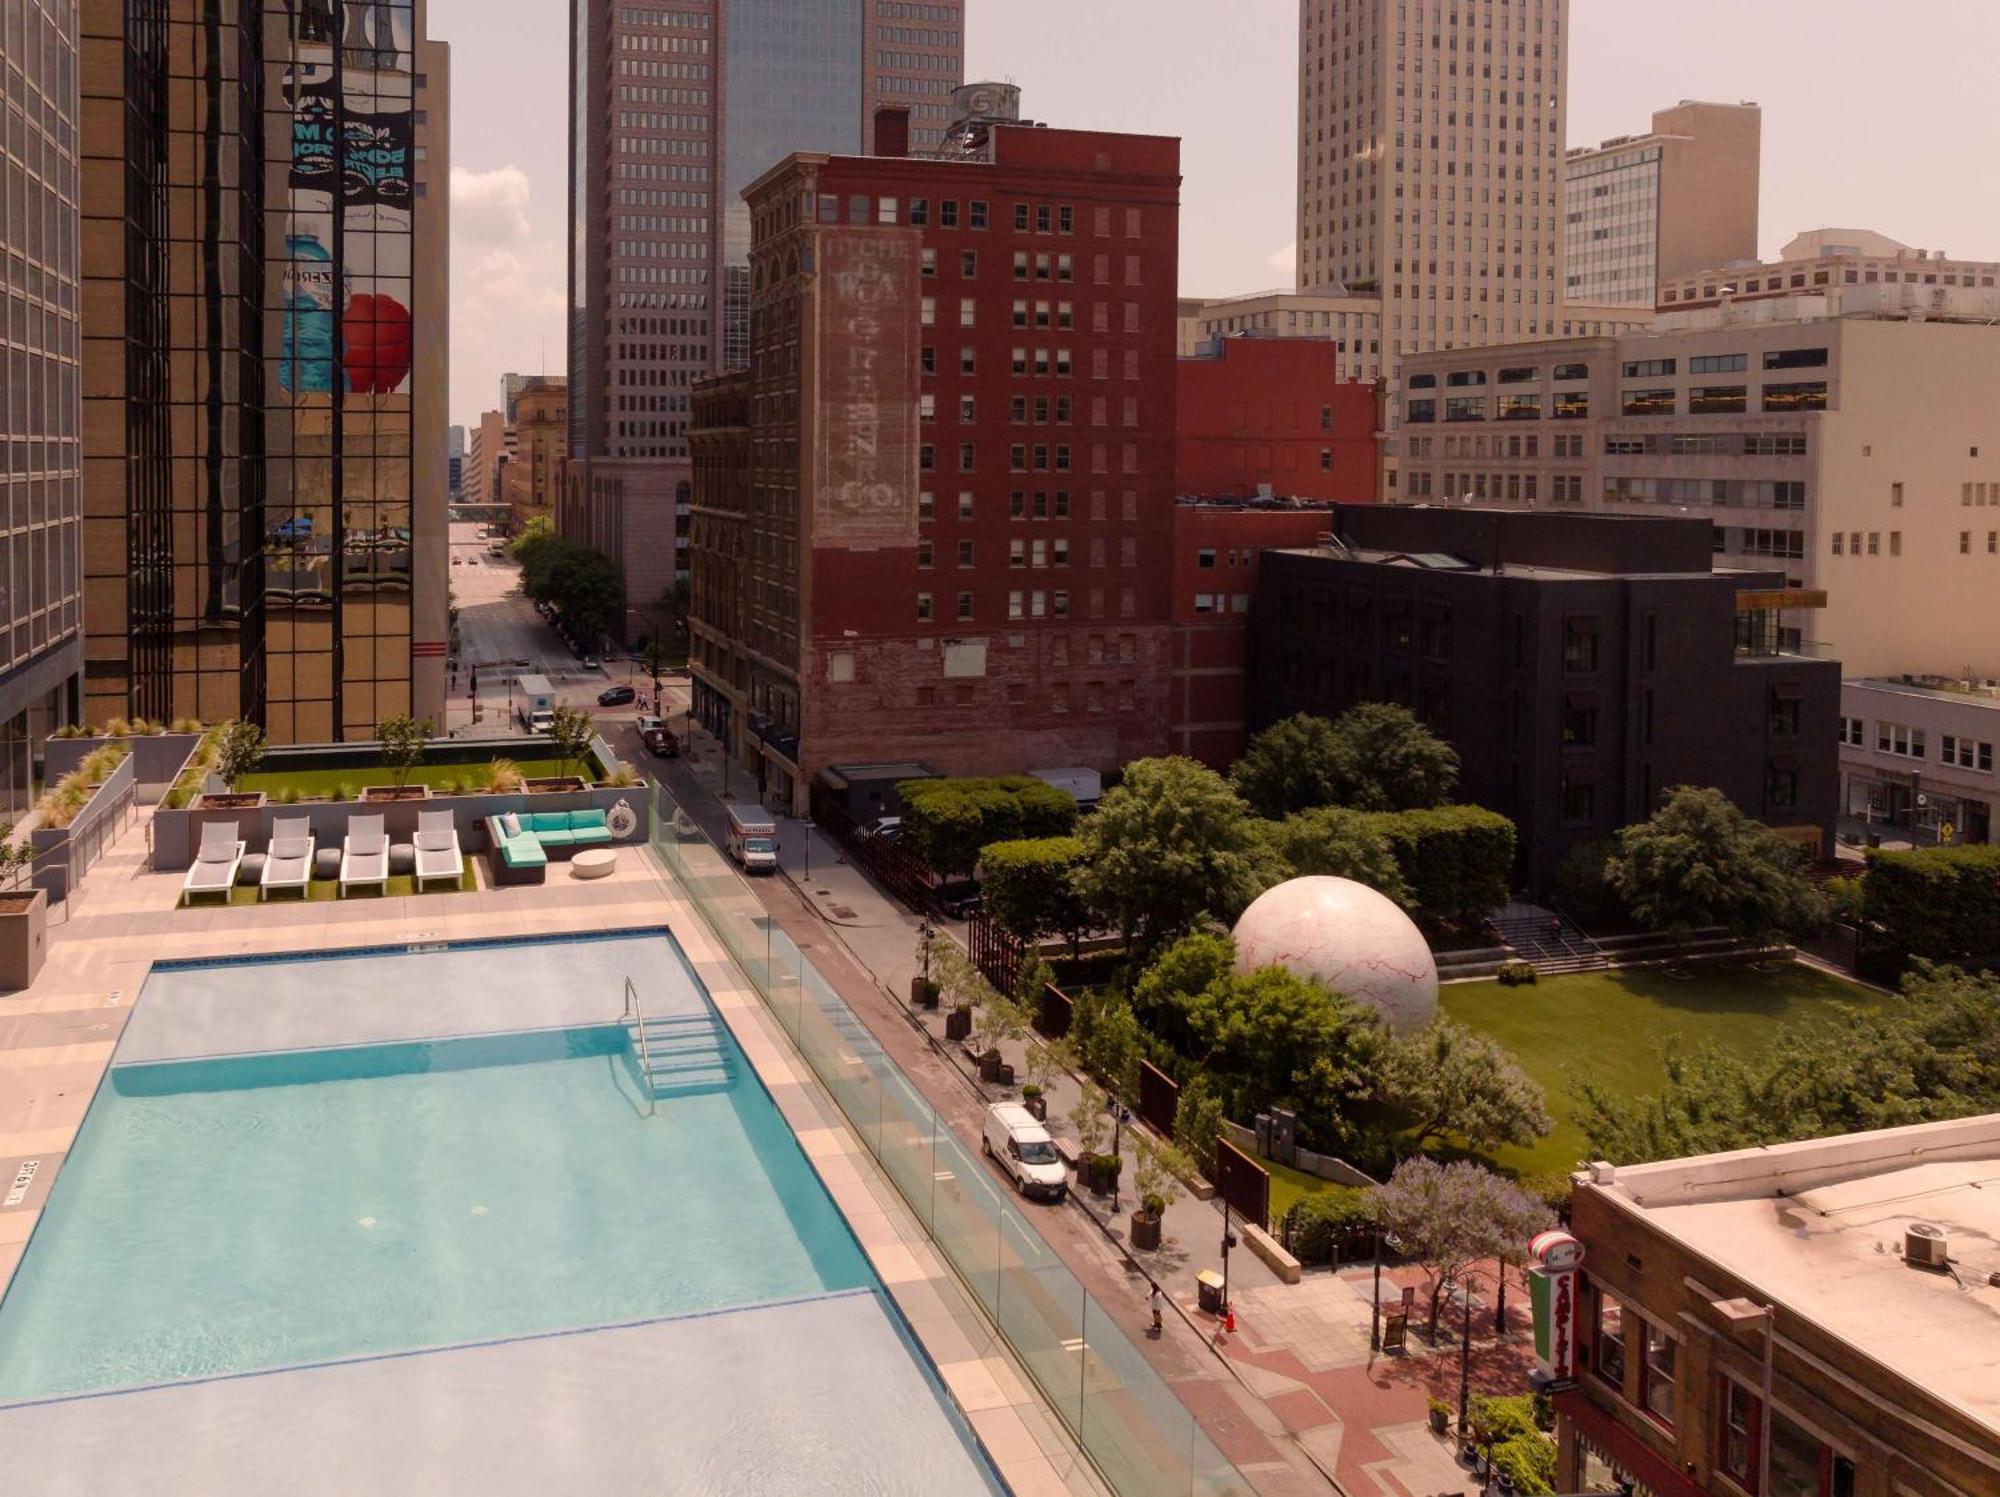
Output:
[{"xmin": 981, "ymin": 1104, "xmax": 1067, "ymax": 1201}]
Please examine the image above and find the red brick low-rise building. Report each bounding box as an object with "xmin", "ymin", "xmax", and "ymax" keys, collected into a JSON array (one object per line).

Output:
[
  {"xmin": 688, "ymin": 109, "xmax": 1182, "ymax": 812},
  {"xmin": 1175, "ymin": 337, "xmax": 1379, "ymax": 503},
  {"xmin": 1168, "ymin": 499, "xmax": 1337, "ymax": 767}
]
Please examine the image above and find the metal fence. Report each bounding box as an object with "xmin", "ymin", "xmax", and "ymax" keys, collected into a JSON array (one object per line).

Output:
[
  {"xmin": 808, "ymin": 783, "xmax": 946, "ymax": 917},
  {"xmin": 648, "ymin": 783, "xmax": 1246, "ymax": 1497}
]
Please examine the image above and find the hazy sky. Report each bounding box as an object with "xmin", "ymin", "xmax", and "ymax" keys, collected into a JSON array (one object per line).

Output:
[{"xmin": 437, "ymin": 0, "xmax": 2000, "ymax": 430}]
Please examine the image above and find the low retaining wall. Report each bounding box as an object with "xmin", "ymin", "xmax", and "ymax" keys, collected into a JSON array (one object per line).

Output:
[
  {"xmin": 1242, "ymin": 1221, "xmax": 1302, "ymax": 1285},
  {"xmin": 1219, "ymin": 1119, "xmax": 1377, "ymax": 1189},
  {"xmin": 32, "ymin": 753, "xmax": 138, "ymax": 902},
  {"xmin": 152, "ymin": 782, "xmax": 652, "ymax": 871},
  {"xmin": 44, "ymin": 734, "xmax": 200, "ymax": 806}
]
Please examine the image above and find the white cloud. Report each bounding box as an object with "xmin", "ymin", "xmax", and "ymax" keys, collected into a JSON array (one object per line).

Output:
[
  {"xmin": 451, "ymin": 165, "xmax": 535, "ymax": 248},
  {"xmin": 1267, "ymin": 240, "xmax": 1297, "ymax": 276},
  {"xmin": 450, "ymin": 168, "xmax": 566, "ymax": 422}
]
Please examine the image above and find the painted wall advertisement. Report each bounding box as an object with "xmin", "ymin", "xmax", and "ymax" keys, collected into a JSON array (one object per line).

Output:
[{"xmin": 812, "ymin": 228, "xmax": 921, "ymax": 545}]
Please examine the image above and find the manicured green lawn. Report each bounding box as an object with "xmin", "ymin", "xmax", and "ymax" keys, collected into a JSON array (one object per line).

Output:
[
  {"xmin": 236, "ymin": 760, "xmax": 572, "ymax": 798},
  {"xmin": 1441, "ymin": 963, "xmax": 1894, "ymax": 1178},
  {"xmin": 1264, "ymin": 1155, "xmax": 1352, "ymax": 1224}
]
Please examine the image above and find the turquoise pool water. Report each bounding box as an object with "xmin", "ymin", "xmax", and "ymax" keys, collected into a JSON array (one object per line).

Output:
[{"xmin": 0, "ymin": 1024, "xmax": 873, "ymax": 1399}]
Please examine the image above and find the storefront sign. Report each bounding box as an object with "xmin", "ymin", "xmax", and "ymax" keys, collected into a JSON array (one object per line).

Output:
[{"xmin": 1529, "ymin": 1228, "xmax": 1585, "ymax": 1383}]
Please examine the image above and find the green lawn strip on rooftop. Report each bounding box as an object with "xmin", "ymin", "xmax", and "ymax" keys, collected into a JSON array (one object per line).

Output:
[
  {"xmin": 220, "ymin": 856, "xmax": 478, "ymax": 905},
  {"xmin": 234, "ymin": 759, "xmax": 576, "ymax": 798},
  {"xmin": 1439, "ymin": 963, "xmax": 1894, "ymax": 1177}
]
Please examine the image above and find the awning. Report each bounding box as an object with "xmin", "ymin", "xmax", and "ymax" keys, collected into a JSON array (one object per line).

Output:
[{"xmin": 1553, "ymin": 1388, "xmax": 1706, "ymax": 1497}]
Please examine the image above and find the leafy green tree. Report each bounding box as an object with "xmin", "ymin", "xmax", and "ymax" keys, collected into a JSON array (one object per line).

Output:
[
  {"xmin": 1577, "ymin": 963, "xmax": 2000, "ymax": 1163},
  {"xmin": 1262, "ymin": 806, "xmax": 1412, "ymax": 905},
  {"xmin": 1130, "ymin": 932, "xmax": 1237, "ymax": 1058},
  {"xmin": 1232, "ymin": 713, "xmax": 1347, "ymax": 818},
  {"xmin": 217, "ymin": 720, "xmax": 267, "ymax": 791},
  {"xmin": 1072, "ymin": 757, "xmax": 1264, "ymax": 956},
  {"xmin": 1379, "ymin": 1018, "xmax": 1552, "ymax": 1155},
  {"xmin": 377, "ymin": 713, "xmax": 433, "ymax": 791},
  {"xmin": 1366, "ymin": 806, "xmax": 1518, "ymax": 929},
  {"xmin": 545, "ymin": 544, "xmax": 625, "ymax": 652},
  {"xmin": 1174, "ymin": 1069, "xmax": 1225, "ymax": 1178},
  {"xmin": 1325, "ymin": 701, "xmax": 1460, "ymax": 812},
  {"xmin": 509, "ymin": 513, "xmax": 555, "ymax": 565},
  {"xmin": 1606, "ymin": 785, "xmax": 1826, "ymax": 945},
  {"xmin": 1199, "ymin": 964, "xmax": 1389, "ymax": 1135},
  {"xmin": 1069, "ymin": 987, "xmax": 1146, "ymax": 1101},
  {"xmin": 979, "ymin": 836, "xmax": 1089, "ymax": 947},
  {"xmin": 1368, "ymin": 1157, "xmax": 1552, "ymax": 1337},
  {"xmin": 1861, "ymin": 844, "xmax": 2000, "ymax": 974},
  {"xmin": 545, "ymin": 706, "xmax": 597, "ymax": 782}
]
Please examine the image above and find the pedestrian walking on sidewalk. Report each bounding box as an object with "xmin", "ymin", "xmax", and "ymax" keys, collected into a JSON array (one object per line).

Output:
[{"xmin": 1149, "ymin": 1284, "xmax": 1163, "ymax": 1338}]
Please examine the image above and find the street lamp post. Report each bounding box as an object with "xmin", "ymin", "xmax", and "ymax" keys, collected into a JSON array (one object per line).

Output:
[
  {"xmin": 1458, "ymin": 1271, "xmax": 1474, "ymax": 1434},
  {"xmin": 1371, "ymin": 1229, "xmax": 1384, "ymax": 1352},
  {"xmin": 1220, "ymin": 1201, "xmax": 1237, "ymax": 1316},
  {"xmin": 802, "ymin": 818, "xmax": 814, "ymax": 881}
]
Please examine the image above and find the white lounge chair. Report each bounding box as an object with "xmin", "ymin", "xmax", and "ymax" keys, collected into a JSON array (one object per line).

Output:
[
  {"xmin": 182, "ymin": 822, "xmax": 246, "ymax": 906},
  {"xmin": 339, "ymin": 813, "xmax": 390, "ymax": 897},
  {"xmin": 260, "ymin": 814, "xmax": 316, "ymax": 901},
  {"xmin": 412, "ymin": 809, "xmax": 462, "ymax": 891}
]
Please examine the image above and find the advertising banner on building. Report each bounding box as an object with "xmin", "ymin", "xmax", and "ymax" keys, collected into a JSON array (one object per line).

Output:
[{"xmin": 1528, "ymin": 1229, "xmax": 1585, "ymax": 1386}]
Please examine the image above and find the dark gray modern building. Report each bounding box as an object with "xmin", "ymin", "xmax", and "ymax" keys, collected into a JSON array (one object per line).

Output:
[
  {"xmin": 1248, "ymin": 506, "xmax": 1841, "ymax": 890},
  {"xmin": 0, "ymin": 0, "xmax": 87, "ymax": 815}
]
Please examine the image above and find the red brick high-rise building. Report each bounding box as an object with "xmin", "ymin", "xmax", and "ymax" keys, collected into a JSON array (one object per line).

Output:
[
  {"xmin": 1175, "ymin": 338, "xmax": 1380, "ymax": 503},
  {"xmin": 689, "ymin": 107, "xmax": 1182, "ymax": 812}
]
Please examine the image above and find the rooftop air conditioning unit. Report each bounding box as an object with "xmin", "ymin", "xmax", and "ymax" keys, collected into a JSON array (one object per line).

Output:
[{"xmin": 1904, "ymin": 1222, "xmax": 1950, "ymax": 1269}]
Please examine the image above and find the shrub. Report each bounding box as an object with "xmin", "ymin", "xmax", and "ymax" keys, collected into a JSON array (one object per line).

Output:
[
  {"xmin": 898, "ymin": 775, "xmax": 1077, "ymax": 877},
  {"xmin": 1175, "ymin": 1070, "xmax": 1225, "ymax": 1180},
  {"xmin": 334, "ymin": 781, "xmax": 357, "ymax": 803},
  {"xmin": 604, "ymin": 764, "xmax": 640, "ymax": 788},
  {"xmin": 103, "ymin": 718, "xmax": 133, "ymax": 738},
  {"xmin": 1823, "ymin": 875, "xmax": 1864, "ymax": 928},
  {"xmin": 1862, "ymin": 844, "xmax": 2000, "ymax": 974},
  {"xmin": 1487, "ymin": 1433, "xmax": 1556, "ymax": 1495},
  {"xmin": 485, "ymin": 759, "xmax": 523, "ymax": 793},
  {"xmin": 217, "ymin": 720, "xmax": 267, "ymax": 790},
  {"xmin": 1284, "ymin": 1185, "xmax": 1375, "ymax": 1263},
  {"xmin": 274, "ymin": 786, "xmax": 302, "ymax": 806},
  {"xmin": 980, "ymin": 835, "xmax": 1088, "ymax": 944},
  {"xmin": 1496, "ymin": 959, "xmax": 1538, "ymax": 986},
  {"xmin": 437, "ymin": 776, "xmax": 464, "ymax": 797},
  {"xmin": 34, "ymin": 743, "xmax": 132, "ymax": 829}
]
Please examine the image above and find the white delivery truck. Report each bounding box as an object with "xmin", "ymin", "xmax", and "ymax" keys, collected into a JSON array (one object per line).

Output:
[
  {"xmin": 515, "ymin": 673, "xmax": 556, "ymax": 733},
  {"xmin": 725, "ymin": 804, "xmax": 779, "ymax": 875},
  {"xmin": 982, "ymin": 1104, "xmax": 1068, "ymax": 1201}
]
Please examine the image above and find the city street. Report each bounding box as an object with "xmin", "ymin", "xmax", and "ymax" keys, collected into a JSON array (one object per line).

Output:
[{"xmin": 443, "ymin": 520, "xmax": 674, "ymax": 740}]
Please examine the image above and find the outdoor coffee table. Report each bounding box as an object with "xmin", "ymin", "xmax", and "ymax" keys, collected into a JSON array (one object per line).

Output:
[{"xmin": 571, "ymin": 847, "xmax": 618, "ymax": 880}]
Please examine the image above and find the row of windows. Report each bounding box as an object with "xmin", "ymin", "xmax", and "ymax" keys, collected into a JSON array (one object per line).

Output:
[
  {"xmin": 1604, "ymin": 433, "xmax": 1807, "ymax": 458},
  {"xmin": 915, "ymin": 490, "xmax": 1144, "ymax": 523},
  {"xmin": 1666, "ymin": 264, "xmax": 1997, "ymax": 299},
  {"xmin": 1844, "ymin": 717, "xmax": 1995, "ymax": 772}
]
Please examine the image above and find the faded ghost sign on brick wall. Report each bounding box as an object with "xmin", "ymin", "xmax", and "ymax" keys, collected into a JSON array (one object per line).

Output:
[{"xmin": 814, "ymin": 228, "xmax": 920, "ymax": 545}]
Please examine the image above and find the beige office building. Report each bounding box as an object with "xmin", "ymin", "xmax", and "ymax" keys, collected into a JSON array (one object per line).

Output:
[
  {"xmin": 1663, "ymin": 227, "xmax": 2000, "ymax": 311},
  {"xmin": 464, "ymin": 410, "xmax": 509, "ymax": 508},
  {"xmin": 1564, "ymin": 100, "xmax": 1761, "ymax": 308},
  {"xmin": 503, "ymin": 377, "xmax": 567, "ymax": 529},
  {"xmin": 1176, "ymin": 290, "xmax": 1386, "ymax": 381},
  {"xmin": 1296, "ymin": 0, "xmax": 1570, "ymax": 351},
  {"xmin": 1397, "ymin": 292, "xmax": 2000, "ymax": 678}
]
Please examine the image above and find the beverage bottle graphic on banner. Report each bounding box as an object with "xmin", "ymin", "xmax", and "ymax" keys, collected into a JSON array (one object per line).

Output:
[{"xmin": 281, "ymin": 233, "xmax": 337, "ymax": 394}]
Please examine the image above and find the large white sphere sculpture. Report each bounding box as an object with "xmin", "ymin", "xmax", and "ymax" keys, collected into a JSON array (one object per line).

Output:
[{"xmin": 1231, "ymin": 876, "xmax": 1439, "ymax": 1032}]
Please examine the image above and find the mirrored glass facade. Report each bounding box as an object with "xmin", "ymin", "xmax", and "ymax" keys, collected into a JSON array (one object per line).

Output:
[
  {"xmin": 0, "ymin": 0, "xmax": 87, "ymax": 810},
  {"xmin": 81, "ymin": 0, "xmax": 442, "ymax": 742}
]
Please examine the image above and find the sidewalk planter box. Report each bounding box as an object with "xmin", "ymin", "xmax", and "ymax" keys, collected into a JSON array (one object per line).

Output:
[
  {"xmin": 361, "ymin": 785, "xmax": 431, "ymax": 803},
  {"xmin": 523, "ymin": 776, "xmax": 589, "ymax": 794},
  {"xmin": 1084, "ymin": 1153, "xmax": 1121, "ymax": 1196},
  {"xmin": 1129, "ymin": 1211, "xmax": 1162, "ymax": 1250},
  {"xmin": 909, "ymin": 976, "xmax": 940, "ymax": 1009},
  {"xmin": 976, "ymin": 1049, "xmax": 1014, "ymax": 1086},
  {"xmin": 944, "ymin": 1006, "xmax": 972, "ymax": 1042},
  {"xmin": 0, "ymin": 888, "xmax": 48, "ymax": 991},
  {"xmin": 195, "ymin": 792, "xmax": 266, "ymax": 811},
  {"xmin": 1020, "ymin": 1089, "xmax": 1047, "ymax": 1122}
]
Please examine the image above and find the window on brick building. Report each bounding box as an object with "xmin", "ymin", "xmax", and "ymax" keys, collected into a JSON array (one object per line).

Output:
[
  {"xmin": 957, "ymin": 592, "xmax": 974, "ymax": 621},
  {"xmin": 915, "ymin": 592, "xmax": 932, "ymax": 621}
]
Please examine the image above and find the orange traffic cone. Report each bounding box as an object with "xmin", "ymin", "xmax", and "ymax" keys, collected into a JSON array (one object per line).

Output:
[{"xmin": 1224, "ymin": 1307, "xmax": 1236, "ymax": 1334}]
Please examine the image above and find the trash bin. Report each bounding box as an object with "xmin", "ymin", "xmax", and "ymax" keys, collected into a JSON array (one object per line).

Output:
[{"xmin": 1196, "ymin": 1269, "xmax": 1226, "ymax": 1315}]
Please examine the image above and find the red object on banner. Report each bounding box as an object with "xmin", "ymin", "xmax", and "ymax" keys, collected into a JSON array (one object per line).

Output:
[{"xmin": 344, "ymin": 293, "xmax": 413, "ymax": 393}]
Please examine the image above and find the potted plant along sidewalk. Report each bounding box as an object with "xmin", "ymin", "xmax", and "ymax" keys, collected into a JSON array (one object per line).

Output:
[
  {"xmin": 196, "ymin": 721, "xmax": 267, "ymax": 810},
  {"xmin": 1129, "ymin": 1137, "xmax": 1190, "ymax": 1251},
  {"xmin": 910, "ymin": 922, "xmax": 942, "ymax": 1009},
  {"xmin": 0, "ymin": 831, "xmax": 45, "ymax": 991},
  {"xmin": 1069, "ymin": 1080, "xmax": 1123, "ymax": 1196}
]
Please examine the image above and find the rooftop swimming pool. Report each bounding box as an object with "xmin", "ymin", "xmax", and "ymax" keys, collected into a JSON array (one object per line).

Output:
[{"xmin": 0, "ymin": 932, "xmax": 1004, "ymax": 1494}]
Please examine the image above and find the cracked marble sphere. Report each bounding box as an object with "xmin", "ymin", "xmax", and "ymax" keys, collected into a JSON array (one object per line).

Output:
[{"xmin": 1231, "ymin": 876, "xmax": 1439, "ymax": 1033}]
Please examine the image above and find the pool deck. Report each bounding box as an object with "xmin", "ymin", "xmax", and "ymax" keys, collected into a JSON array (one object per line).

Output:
[{"xmin": 0, "ymin": 812, "xmax": 1104, "ymax": 1496}]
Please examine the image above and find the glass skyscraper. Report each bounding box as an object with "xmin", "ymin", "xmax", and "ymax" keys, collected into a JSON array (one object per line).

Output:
[
  {"xmin": 0, "ymin": 0, "xmax": 87, "ymax": 814},
  {"xmin": 78, "ymin": 0, "xmax": 448, "ymax": 742}
]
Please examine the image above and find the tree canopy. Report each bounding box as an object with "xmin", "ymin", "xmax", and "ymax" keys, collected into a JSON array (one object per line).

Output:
[
  {"xmin": 1256, "ymin": 806, "xmax": 1412, "ymax": 905},
  {"xmin": 515, "ymin": 526, "xmax": 625, "ymax": 653},
  {"xmin": 1576, "ymin": 963, "xmax": 2000, "ymax": 1164},
  {"xmin": 1379, "ymin": 1017, "xmax": 1551, "ymax": 1156},
  {"xmin": 1605, "ymin": 785, "xmax": 1825, "ymax": 943},
  {"xmin": 898, "ymin": 776, "xmax": 1077, "ymax": 878},
  {"xmin": 1369, "ymin": 1157, "xmax": 1552, "ymax": 1334},
  {"xmin": 1072, "ymin": 757, "xmax": 1265, "ymax": 957},
  {"xmin": 1236, "ymin": 704, "xmax": 1460, "ymax": 817},
  {"xmin": 979, "ymin": 836, "xmax": 1088, "ymax": 945}
]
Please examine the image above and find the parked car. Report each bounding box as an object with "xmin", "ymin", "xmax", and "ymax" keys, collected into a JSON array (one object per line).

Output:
[
  {"xmin": 982, "ymin": 1104, "xmax": 1066, "ymax": 1201},
  {"xmin": 597, "ymin": 684, "xmax": 637, "ymax": 706},
  {"xmin": 642, "ymin": 726, "xmax": 679, "ymax": 759},
  {"xmin": 933, "ymin": 878, "xmax": 982, "ymax": 919},
  {"xmin": 636, "ymin": 714, "xmax": 668, "ymax": 735},
  {"xmin": 857, "ymin": 815, "xmax": 903, "ymax": 842}
]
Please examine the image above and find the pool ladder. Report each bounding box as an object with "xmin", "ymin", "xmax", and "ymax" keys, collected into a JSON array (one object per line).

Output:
[{"xmin": 622, "ymin": 976, "xmax": 736, "ymax": 1108}]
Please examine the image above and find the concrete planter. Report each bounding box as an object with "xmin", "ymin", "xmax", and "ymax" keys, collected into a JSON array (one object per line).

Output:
[
  {"xmin": 32, "ymin": 753, "xmax": 138, "ymax": 903},
  {"xmin": 195, "ymin": 792, "xmax": 267, "ymax": 811},
  {"xmin": 0, "ymin": 888, "xmax": 48, "ymax": 991},
  {"xmin": 361, "ymin": 785, "xmax": 432, "ymax": 803},
  {"xmin": 44, "ymin": 734, "xmax": 202, "ymax": 805}
]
